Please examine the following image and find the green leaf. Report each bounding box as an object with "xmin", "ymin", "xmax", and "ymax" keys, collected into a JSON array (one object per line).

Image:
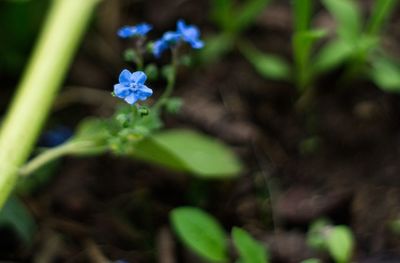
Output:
[
  {"xmin": 326, "ymin": 226, "xmax": 354, "ymax": 263},
  {"xmin": 133, "ymin": 129, "xmax": 242, "ymax": 178},
  {"xmin": 313, "ymin": 40, "xmax": 353, "ymax": 73},
  {"xmin": 144, "ymin": 63, "xmax": 158, "ymax": 81},
  {"xmin": 240, "ymin": 42, "xmax": 291, "ymax": 80},
  {"xmin": 170, "ymin": 207, "xmax": 228, "ymax": 262},
  {"xmin": 232, "ymin": 227, "xmax": 269, "ymax": 263},
  {"xmin": 367, "ymin": 0, "xmax": 398, "ymax": 35},
  {"xmin": 293, "ymin": 0, "xmax": 313, "ymax": 32},
  {"xmin": 300, "ymin": 259, "xmax": 322, "ymax": 263},
  {"xmin": 210, "ymin": 0, "xmax": 233, "ymax": 30},
  {"xmin": 370, "ymin": 57, "xmax": 400, "ymax": 93},
  {"xmin": 197, "ymin": 34, "xmax": 234, "ymax": 64},
  {"xmin": 322, "ymin": 0, "xmax": 362, "ymax": 43},
  {"xmin": 70, "ymin": 118, "xmax": 109, "ymax": 155},
  {"xmin": 307, "ymin": 218, "xmax": 331, "ymax": 250},
  {"xmin": 0, "ymin": 196, "xmax": 36, "ymax": 244},
  {"xmin": 233, "ymin": 0, "xmax": 271, "ymax": 33}
]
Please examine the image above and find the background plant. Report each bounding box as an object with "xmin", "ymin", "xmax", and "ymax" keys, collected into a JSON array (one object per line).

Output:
[
  {"xmin": 170, "ymin": 206, "xmax": 270, "ymax": 263},
  {"xmin": 242, "ymin": 0, "xmax": 400, "ymax": 108}
]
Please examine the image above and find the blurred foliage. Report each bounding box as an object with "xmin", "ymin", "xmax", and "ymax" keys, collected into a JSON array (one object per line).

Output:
[
  {"xmin": 171, "ymin": 207, "xmax": 269, "ymax": 263},
  {"xmin": 0, "ymin": 196, "xmax": 36, "ymax": 245},
  {"xmin": 0, "ymin": 0, "xmax": 50, "ymax": 75}
]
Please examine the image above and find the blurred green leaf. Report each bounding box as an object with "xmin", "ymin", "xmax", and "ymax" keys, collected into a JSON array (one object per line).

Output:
[
  {"xmin": 307, "ymin": 218, "xmax": 331, "ymax": 250},
  {"xmin": 133, "ymin": 129, "xmax": 242, "ymax": 178},
  {"xmin": 371, "ymin": 57, "xmax": 400, "ymax": 93},
  {"xmin": 144, "ymin": 63, "xmax": 158, "ymax": 81},
  {"xmin": 197, "ymin": 34, "xmax": 234, "ymax": 64},
  {"xmin": 0, "ymin": 196, "xmax": 36, "ymax": 244},
  {"xmin": 233, "ymin": 0, "xmax": 270, "ymax": 33},
  {"xmin": 69, "ymin": 118, "xmax": 109, "ymax": 155},
  {"xmin": 326, "ymin": 226, "xmax": 354, "ymax": 263},
  {"xmin": 313, "ymin": 40, "xmax": 353, "ymax": 73},
  {"xmin": 232, "ymin": 227, "xmax": 269, "ymax": 263},
  {"xmin": 367, "ymin": 0, "xmax": 397, "ymax": 35},
  {"xmin": 211, "ymin": 0, "xmax": 233, "ymax": 30},
  {"xmin": 170, "ymin": 207, "xmax": 228, "ymax": 262},
  {"xmin": 0, "ymin": 0, "xmax": 49, "ymax": 73},
  {"xmin": 240, "ymin": 42, "xmax": 291, "ymax": 80},
  {"xmin": 293, "ymin": 0, "xmax": 313, "ymax": 32},
  {"xmin": 165, "ymin": 97, "xmax": 183, "ymax": 114},
  {"xmin": 389, "ymin": 219, "xmax": 400, "ymax": 235},
  {"xmin": 322, "ymin": 0, "xmax": 362, "ymax": 43},
  {"xmin": 301, "ymin": 259, "xmax": 322, "ymax": 263}
]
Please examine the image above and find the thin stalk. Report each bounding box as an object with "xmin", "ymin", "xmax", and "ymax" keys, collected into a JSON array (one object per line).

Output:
[
  {"xmin": 0, "ymin": 0, "xmax": 100, "ymax": 208},
  {"xmin": 19, "ymin": 141, "xmax": 98, "ymax": 177},
  {"xmin": 153, "ymin": 48, "xmax": 178, "ymax": 111}
]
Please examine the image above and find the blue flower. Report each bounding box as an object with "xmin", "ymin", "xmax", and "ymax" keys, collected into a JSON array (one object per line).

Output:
[
  {"xmin": 152, "ymin": 31, "xmax": 181, "ymax": 58},
  {"xmin": 176, "ymin": 19, "xmax": 204, "ymax": 49},
  {"xmin": 114, "ymin": 70, "xmax": 153, "ymax": 105},
  {"xmin": 118, "ymin": 23, "xmax": 153, "ymax": 38}
]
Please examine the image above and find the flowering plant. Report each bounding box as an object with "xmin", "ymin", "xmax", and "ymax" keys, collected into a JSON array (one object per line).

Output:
[{"xmin": 20, "ymin": 20, "xmax": 242, "ymax": 179}]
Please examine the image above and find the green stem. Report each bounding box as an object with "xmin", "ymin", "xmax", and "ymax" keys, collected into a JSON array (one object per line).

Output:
[
  {"xmin": 153, "ymin": 48, "xmax": 178, "ymax": 111},
  {"xmin": 0, "ymin": 0, "xmax": 100, "ymax": 208},
  {"xmin": 19, "ymin": 141, "xmax": 97, "ymax": 176}
]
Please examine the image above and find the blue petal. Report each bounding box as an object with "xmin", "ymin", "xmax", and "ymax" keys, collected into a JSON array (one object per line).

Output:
[
  {"xmin": 153, "ymin": 40, "xmax": 167, "ymax": 58},
  {"xmin": 117, "ymin": 26, "xmax": 136, "ymax": 38},
  {"xmin": 114, "ymin": 84, "xmax": 131, "ymax": 98},
  {"xmin": 189, "ymin": 39, "xmax": 204, "ymax": 49},
  {"xmin": 135, "ymin": 85, "xmax": 153, "ymax": 100},
  {"xmin": 119, "ymin": 69, "xmax": 132, "ymax": 85},
  {"xmin": 135, "ymin": 23, "xmax": 153, "ymax": 36},
  {"xmin": 130, "ymin": 71, "xmax": 147, "ymax": 85},
  {"xmin": 183, "ymin": 26, "xmax": 200, "ymax": 40},
  {"xmin": 177, "ymin": 19, "xmax": 186, "ymax": 33},
  {"xmin": 162, "ymin": 31, "xmax": 181, "ymax": 44},
  {"xmin": 124, "ymin": 94, "xmax": 138, "ymax": 105}
]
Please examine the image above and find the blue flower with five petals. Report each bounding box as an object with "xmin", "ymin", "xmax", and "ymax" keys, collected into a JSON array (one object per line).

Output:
[
  {"xmin": 114, "ymin": 70, "xmax": 153, "ymax": 105},
  {"xmin": 176, "ymin": 19, "xmax": 204, "ymax": 49},
  {"xmin": 118, "ymin": 23, "xmax": 153, "ymax": 38}
]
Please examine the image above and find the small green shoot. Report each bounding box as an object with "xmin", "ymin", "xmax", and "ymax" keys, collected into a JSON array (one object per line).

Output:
[
  {"xmin": 232, "ymin": 227, "xmax": 270, "ymax": 263},
  {"xmin": 170, "ymin": 207, "xmax": 269, "ymax": 263},
  {"xmin": 307, "ymin": 219, "xmax": 355, "ymax": 263},
  {"xmin": 170, "ymin": 207, "xmax": 228, "ymax": 262}
]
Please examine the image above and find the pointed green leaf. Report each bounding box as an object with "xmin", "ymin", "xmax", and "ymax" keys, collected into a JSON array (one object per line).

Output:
[
  {"xmin": 170, "ymin": 207, "xmax": 228, "ymax": 262},
  {"xmin": 322, "ymin": 0, "xmax": 362, "ymax": 43},
  {"xmin": 133, "ymin": 129, "xmax": 242, "ymax": 178},
  {"xmin": 313, "ymin": 40, "xmax": 353, "ymax": 73},
  {"xmin": 240, "ymin": 42, "xmax": 291, "ymax": 80},
  {"xmin": 326, "ymin": 226, "xmax": 354, "ymax": 263},
  {"xmin": 371, "ymin": 57, "xmax": 400, "ymax": 93},
  {"xmin": 367, "ymin": 0, "xmax": 398, "ymax": 35},
  {"xmin": 233, "ymin": 0, "xmax": 271, "ymax": 33},
  {"xmin": 232, "ymin": 227, "xmax": 269, "ymax": 263}
]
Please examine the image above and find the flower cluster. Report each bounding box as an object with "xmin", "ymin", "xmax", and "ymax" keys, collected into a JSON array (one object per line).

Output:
[
  {"xmin": 117, "ymin": 23, "xmax": 152, "ymax": 38},
  {"xmin": 153, "ymin": 19, "xmax": 204, "ymax": 58},
  {"xmin": 114, "ymin": 19, "xmax": 204, "ymax": 105}
]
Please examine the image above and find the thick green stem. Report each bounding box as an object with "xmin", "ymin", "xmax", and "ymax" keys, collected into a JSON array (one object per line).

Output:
[{"xmin": 0, "ymin": 0, "xmax": 100, "ymax": 208}]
